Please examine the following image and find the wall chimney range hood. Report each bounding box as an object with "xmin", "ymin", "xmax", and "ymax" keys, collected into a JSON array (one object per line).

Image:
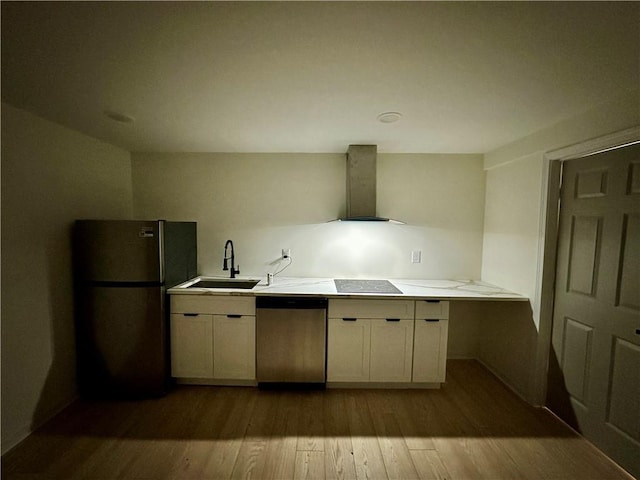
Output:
[{"xmin": 340, "ymin": 144, "xmax": 393, "ymax": 222}]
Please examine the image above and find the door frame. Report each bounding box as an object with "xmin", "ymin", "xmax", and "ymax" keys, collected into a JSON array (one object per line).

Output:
[{"xmin": 532, "ymin": 126, "xmax": 640, "ymax": 406}]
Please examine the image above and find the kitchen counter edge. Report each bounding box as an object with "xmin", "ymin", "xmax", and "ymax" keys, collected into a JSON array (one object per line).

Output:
[{"xmin": 167, "ymin": 277, "xmax": 528, "ymax": 302}]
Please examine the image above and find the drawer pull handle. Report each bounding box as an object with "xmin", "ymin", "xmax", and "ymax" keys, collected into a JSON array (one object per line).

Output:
[
  {"xmin": 227, "ymin": 314, "xmax": 242, "ymax": 318},
  {"xmin": 425, "ymin": 300, "xmax": 441, "ymax": 303},
  {"xmin": 386, "ymin": 318, "xmax": 400, "ymax": 322},
  {"xmin": 424, "ymin": 318, "xmax": 440, "ymax": 322},
  {"xmin": 342, "ymin": 317, "xmax": 357, "ymax": 322},
  {"xmin": 183, "ymin": 313, "xmax": 199, "ymax": 317}
]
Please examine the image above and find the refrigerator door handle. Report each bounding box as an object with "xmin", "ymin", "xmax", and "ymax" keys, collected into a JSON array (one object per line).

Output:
[{"xmin": 158, "ymin": 220, "xmax": 165, "ymax": 284}]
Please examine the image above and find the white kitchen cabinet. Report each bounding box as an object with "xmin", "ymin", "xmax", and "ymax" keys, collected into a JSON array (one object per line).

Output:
[
  {"xmin": 327, "ymin": 317, "xmax": 371, "ymax": 382},
  {"xmin": 213, "ymin": 314, "xmax": 255, "ymax": 380},
  {"xmin": 413, "ymin": 300, "xmax": 449, "ymax": 383},
  {"xmin": 169, "ymin": 295, "xmax": 256, "ymax": 382},
  {"xmin": 369, "ymin": 318, "xmax": 414, "ymax": 382},
  {"xmin": 327, "ymin": 298, "xmax": 414, "ymax": 383},
  {"xmin": 170, "ymin": 313, "xmax": 213, "ymax": 378}
]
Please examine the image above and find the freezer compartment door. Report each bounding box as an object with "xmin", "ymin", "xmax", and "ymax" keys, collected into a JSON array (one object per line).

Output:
[
  {"xmin": 163, "ymin": 221, "xmax": 198, "ymax": 288},
  {"xmin": 76, "ymin": 285, "xmax": 168, "ymax": 397},
  {"xmin": 74, "ymin": 220, "xmax": 162, "ymax": 283}
]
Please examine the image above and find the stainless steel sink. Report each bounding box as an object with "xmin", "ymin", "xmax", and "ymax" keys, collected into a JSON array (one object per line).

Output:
[{"xmin": 187, "ymin": 279, "xmax": 260, "ymax": 289}]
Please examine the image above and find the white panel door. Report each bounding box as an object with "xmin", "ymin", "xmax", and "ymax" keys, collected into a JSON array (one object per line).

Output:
[
  {"xmin": 369, "ymin": 318, "xmax": 414, "ymax": 382},
  {"xmin": 170, "ymin": 313, "xmax": 213, "ymax": 378},
  {"xmin": 327, "ymin": 317, "xmax": 371, "ymax": 382},
  {"xmin": 413, "ymin": 319, "xmax": 449, "ymax": 383},
  {"xmin": 213, "ymin": 314, "xmax": 256, "ymax": 380},
  {"xmin": 547, "ymin": 143, "xmax": 640, "ymax": 478}
]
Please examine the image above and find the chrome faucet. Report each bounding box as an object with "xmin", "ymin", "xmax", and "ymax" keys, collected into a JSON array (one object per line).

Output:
[{"xmin": 223, "ymin": 239, "xmax": 240, "ymax": 278}]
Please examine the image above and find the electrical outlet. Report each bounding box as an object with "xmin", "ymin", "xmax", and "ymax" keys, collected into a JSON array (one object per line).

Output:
[
  {"xmin": 411, "ymin": 250, "xmax": 422, "ymax": 263},
  {"xmin": 282, "ymin": 248, "xmax": 291, "ymax": 259}
]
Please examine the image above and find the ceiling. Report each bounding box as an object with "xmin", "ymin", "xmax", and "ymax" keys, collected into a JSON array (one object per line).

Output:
[{"xmin": 2, "ymin": 1, "xmax": 638, "ymax": 154}]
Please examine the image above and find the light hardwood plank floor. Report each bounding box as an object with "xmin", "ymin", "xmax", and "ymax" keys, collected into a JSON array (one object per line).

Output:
[{"xmin": 2, "ymin": 360, "xmax": 634, "ymax": 480}]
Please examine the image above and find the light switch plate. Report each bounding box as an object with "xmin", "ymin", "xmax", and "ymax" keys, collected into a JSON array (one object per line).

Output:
[{"xmin": 411, "ymin": 250, "xmax": 422, "ymax": 263}]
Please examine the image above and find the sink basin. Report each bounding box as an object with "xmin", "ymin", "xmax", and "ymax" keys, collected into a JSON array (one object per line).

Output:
[{"xmin": 187, "ymin": 279, "xmax": 260, "ymax": 289}]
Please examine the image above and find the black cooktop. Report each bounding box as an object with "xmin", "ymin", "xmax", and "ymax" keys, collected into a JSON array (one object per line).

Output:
[{"xmin": 334, "ymin": 279, "xmax": 403, "ymax": 294}]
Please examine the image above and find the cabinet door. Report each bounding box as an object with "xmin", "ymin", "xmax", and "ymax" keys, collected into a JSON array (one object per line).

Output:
[
  {"xmin": 170, "ymin": 313, "xmax": 213, "ymax": 378},
  {"xmin": 370, "ymin": 318, "xmax": 414, "ymax": 382},
  {"xmin": 413, "ymin": 319, "xmax": 449, "ymax": 383},
  {"xmin": 327, "ymin": 317, "xmax": 370, "ymax": 382},
  {"xmin": 213, "ymin": 315, "xmax": 256, "ymax": 380}
]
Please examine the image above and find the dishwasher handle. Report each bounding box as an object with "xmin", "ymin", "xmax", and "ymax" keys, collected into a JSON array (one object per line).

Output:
[{"xmin": 256, "ymin": 296, "xmax": 328, "ymax": 310}]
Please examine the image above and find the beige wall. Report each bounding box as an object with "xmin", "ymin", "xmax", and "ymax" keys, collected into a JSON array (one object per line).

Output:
[
  {"xmin": 1, "ymin": 104, "xmax": 133, "ymax": 453},
  {"xmin": 484, "ymin": 89, "xmax": 640, "ymax": 170},
  {"xmin": 482, "ymin": 152, "xmax": 544, "ymax": 300},
  {"xmin": 131, "ymin": 152, "xmax": 485, "ymax": 280},
  {"xmin": 479, "ymin": 90, "xmax": 640, "ymax": 404}
]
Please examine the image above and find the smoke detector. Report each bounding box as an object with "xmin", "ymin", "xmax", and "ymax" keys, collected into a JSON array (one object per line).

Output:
[{"xmin": 377, "ymin": 112, "xmax": 402, "ymax": 124}]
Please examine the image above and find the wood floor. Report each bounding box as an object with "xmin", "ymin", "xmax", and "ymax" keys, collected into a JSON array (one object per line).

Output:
[{"xmin": 2, "ymin": 360, "xmax": 634, "ymax": 480}]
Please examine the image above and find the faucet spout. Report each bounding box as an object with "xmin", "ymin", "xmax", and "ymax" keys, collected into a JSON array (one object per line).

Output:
[{"xmin": 223, "ymin": 239, "xmax": 240, "ymax": 278}]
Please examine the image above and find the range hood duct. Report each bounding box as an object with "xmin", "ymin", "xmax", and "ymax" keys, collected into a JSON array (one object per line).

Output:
[{"xmin": 341, "ymin": 144, "xmax": 389, "ymax": 222}]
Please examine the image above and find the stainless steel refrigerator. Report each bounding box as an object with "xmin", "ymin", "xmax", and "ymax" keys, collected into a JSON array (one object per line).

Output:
[{"xmin": 73, "ymin": 220, "xmax": 197, "ymax": 398}]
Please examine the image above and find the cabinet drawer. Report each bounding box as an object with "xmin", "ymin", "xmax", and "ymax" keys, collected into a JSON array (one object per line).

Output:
[
  {"xmin": 329, "ymin": 298, "xmax": 414, "ymax": 319},
  {"xmin": 415, "ymin": 300, "xmax": 449, "ymax": 319},
  {"xmin": 170, "ymin": 295, "xmax": 255, "ymax": 315}
]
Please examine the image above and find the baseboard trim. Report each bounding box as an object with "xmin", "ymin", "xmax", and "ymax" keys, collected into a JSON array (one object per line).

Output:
[
  {"xmin": 175, "ymin": 378, "xmax": 257, "ymax": 387},
  {"xmin": 475, "ymin": 358, "xmax": 533, "ymax": 405},
  {"xmin": 2, "ymin": 395, "xmax": 78, "ymax": 456},
  {"xmin": 327, "ymin": 382, "xmax": 441, "ymax": 389}
]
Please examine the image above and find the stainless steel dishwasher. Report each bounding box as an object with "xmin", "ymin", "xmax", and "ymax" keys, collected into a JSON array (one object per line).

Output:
[{"xmin": 256, "ymin": 296, "xmax": 327, "ymax": 387}]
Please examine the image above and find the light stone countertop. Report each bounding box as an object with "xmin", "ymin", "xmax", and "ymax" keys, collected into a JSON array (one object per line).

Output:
[{"xmin": 168, "ymin": 276, "xmax": 527, "ymax": 301}]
